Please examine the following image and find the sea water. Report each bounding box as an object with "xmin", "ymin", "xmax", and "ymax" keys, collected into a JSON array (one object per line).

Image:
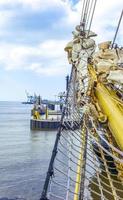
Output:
[{"xmin": 0, "ymin": 101, "xmax": 56, "ymax": 200}]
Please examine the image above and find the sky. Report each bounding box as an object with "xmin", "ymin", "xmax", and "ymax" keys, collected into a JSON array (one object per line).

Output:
[{"xmin": 0, "ymin": 0, "xmax": 122, "ymax": 101}]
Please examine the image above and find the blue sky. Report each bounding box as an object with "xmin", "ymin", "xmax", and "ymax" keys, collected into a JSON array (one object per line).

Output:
[{"xmin": 0, "ymin": 0, "xmax": 122, "ymax": 101}]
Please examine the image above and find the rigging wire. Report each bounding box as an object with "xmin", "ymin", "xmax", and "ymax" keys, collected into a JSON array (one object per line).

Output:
[
  {"xmin": 84, "ymin": 0, "xmax": 92, "ymax": 30},
  {"xmin": 87, "ymin": 0, "xmax": 97, "ymax": 36},
  {"xmin": 86, "ymin": 0, "xmax": 94, "ymax": 29},
  {"xmin": 80, "ymin": 0, "xmax": 97, "ymax": 34},
  {"xmin": 112, "ymin": 9, "xmax": 123, "ymax": 48},
  {"xmin": 80, "ymin": 0, "xmax": 87, "ymax": 24},
  {"xmin": 83, "ymin": 0, "xmax": 91, "ymax": 30},
  {"xmin": 78, "ymin": 0, "xmax": 98, "ymax": 44},
  {"xmin": 80, "ymin": 0, "xmax": 93, "ymax": 31}
]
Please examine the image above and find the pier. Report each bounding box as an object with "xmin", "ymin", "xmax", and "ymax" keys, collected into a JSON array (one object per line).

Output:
[{"xmin": 30, "ymin": 119, "xmax": 60, "ymax": 130}]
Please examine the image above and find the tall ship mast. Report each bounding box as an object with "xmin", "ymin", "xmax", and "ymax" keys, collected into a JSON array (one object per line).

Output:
[{"xmin": 40, "ymin": 1, "xmax": 123, "ymax": 199}]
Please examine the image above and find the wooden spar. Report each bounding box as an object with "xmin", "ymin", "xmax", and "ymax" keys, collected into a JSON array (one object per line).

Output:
[
  {"xmin": 74, "ymin": 126, "xmax": 86, "ymax": 200},
  {"xmin": 88, "ymin": 64, "xmax": 123, "ymax": 150},
  {"xmin": 95, "ymin": 83, "xmax": 123, "ymax": 151}
]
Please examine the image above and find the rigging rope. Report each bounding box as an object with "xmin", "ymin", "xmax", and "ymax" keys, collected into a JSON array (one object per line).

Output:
[
  {"xmin": 86, "ymin": 0, "xmax": 94, "ymax": 28},
  {"xmin": 40, "ymin": 1, "xmax": 123, "ymax": 200},
  {"xmin": 80, "ymin": 0, "xmax": 97, "ymax": 34},
  {"xmin": 112, "ymin": 9, "xmax": 123, "ymax": 48},
  {"xmin": 40, "ymin": 64, "xmax": 123, "ymax": 200},
  {"xmin": 87, "ymin": 0, "xmax": 97, "ymax": 36},
  {"xmin": 80, "ymin": 0, "xmax": 87, "ymax": 26}
]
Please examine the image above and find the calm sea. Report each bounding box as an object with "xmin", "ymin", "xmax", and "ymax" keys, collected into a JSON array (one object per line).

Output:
[{"xmin": 0, "ymin": 101, "xmax": 56, "ymax": 200}]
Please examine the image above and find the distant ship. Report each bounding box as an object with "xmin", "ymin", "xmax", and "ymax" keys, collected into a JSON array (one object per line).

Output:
[
  {"xmin": 22, "ymin": 77, "xmax": 69, "ymax": 105},
  {"xmin": 22, "ymin": 90, "xmax": 66, "ymax": 107},
  {"xmin": 22, "ymin": 91, "xmax": 37, "ymax": 104}
]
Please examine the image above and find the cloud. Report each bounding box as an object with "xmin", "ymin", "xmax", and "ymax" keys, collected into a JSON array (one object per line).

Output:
[
  {"xmin": 0, "ymin": 0, "xmax": 123, "ymax": 77},
  {"xmin": 0, "ymin": 0, "xmax": 73, "ymax": 43},
  {"xmin": 0, "ymin": 0, "xmax": 123, "ymax": 101},
  {"xmin": 60, "ymin": 0, "xmax": 123, "ymax": 44},
  {"xmin": 0, "ymin": 10, "xmax": 15, "ymax": 29},
  {"xmin": 91, "ymin": 0, "xmax": 123, "ymax": 44},
  {"xmin": 0, "ymin": 40, "xmax": 69, "ymax": 76},
  {"xmin": 0, "ymin": 0, "xmax": 69, "ymax": 11}
]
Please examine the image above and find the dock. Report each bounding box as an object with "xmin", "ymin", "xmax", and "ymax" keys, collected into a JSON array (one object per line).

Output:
[
  {"xmin": 30, "ymin": 119, "xmax": 60, "ymax": 130},
  {"xmin": 30, "ymin": 118, "xmax": 80, "ymax": 131}
]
